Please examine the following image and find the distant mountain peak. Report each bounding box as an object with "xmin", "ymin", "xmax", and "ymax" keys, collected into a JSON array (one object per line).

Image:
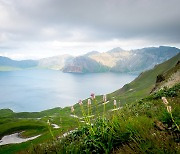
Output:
[
  {"xmin": 107, "ymin": 47, "xmax": 124, "ymax": 53},
  {"xmin": 84, "ymin": 51, "xmax": 99, "ymax": 56}
]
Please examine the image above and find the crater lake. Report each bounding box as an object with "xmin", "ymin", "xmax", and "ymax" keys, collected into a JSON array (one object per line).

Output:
[{"xmin": 0, "ymin": 69, "xmax": 137, "ymax": 112}]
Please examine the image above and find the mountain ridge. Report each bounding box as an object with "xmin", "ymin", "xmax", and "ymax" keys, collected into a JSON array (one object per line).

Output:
[{"xmin": 0, "ymin": 46, "xmax": 179, "ymax": 73}]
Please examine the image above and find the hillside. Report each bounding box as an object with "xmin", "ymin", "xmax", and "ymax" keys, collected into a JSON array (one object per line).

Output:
[
  {"xmin": 0, "ymin": 53, "xmax": 179, "ymax": 153},
  {"xmin": 151, "ymin": 60, "xmax": 180, "ymax": 93}
]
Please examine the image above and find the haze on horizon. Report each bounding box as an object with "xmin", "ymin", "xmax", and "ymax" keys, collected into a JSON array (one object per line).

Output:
[{"xmin": 0, "ymin": 0, "xmax": 180, "ymax": 60}]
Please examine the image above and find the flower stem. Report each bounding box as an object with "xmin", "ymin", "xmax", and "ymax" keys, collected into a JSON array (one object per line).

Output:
[
  {"xmin": 170, "ymin": 113, "xmax": 179, "ymax": 131},
  {"xmin": 48, "ymin": 124, "xmax": 55, "ymax": 139},
  {"xmin": 80, "ymin": 105, "xmax": 89, "ymax": 124}
]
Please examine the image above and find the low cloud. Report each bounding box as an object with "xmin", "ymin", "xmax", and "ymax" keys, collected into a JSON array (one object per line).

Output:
[{"xmin": 0, "ymin": 0, "xmax": 180, "ymax": 59}]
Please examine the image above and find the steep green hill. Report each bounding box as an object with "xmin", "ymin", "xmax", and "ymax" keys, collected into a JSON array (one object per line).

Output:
[
  {"xmin": 151, "ymin": 59, "xmax": 180, "ymax": 93},
  {"xmin": 110, "ymin": 53, "xmax": 180, "ymax": 104}
]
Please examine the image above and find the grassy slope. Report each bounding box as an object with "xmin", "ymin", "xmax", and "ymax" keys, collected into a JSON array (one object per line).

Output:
[
  {"xmin": 0, "ymin": 53, "xmax": 179, "ymax": 153},
  {"xmin": 110, "ymin": 53, "xmax": 180, "ymax": 104},
  {"xmin": 24, "ymin": 84, "xmax": 180, "ymax": 154}
]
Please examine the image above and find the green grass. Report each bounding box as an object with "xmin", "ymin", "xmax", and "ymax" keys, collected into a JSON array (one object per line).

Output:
[
  {"xmin": 0, "ymin": 109, "xmax": 14, "ymax": 117},
  {"xmin": 0, "ymin": 119, "xmax": 47, "ymax": 138},
  {"xmin": 2, "ymin": 84, "xmax": 179, "ymax": 153},
  {"xmin": 0, "ymin": 107, "xmax": 79, "ymax": 153},
  {"xmin": 26, "ymin": 84, "xmax": 180, "ymax": 153}
]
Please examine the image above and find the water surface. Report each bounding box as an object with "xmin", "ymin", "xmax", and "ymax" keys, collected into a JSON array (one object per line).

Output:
[{"xmin": 0, "ymin": 69, "xmax": 137, "ymax": 112}]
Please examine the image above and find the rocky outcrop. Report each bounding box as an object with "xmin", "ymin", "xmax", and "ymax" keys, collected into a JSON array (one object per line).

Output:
[{"xmin": 151, "ymin": 59, "xmax": 180, "ymax": 93}]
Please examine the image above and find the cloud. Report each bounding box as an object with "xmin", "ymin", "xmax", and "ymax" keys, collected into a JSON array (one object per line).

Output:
[{"xmin": 0, "ymin": 0, "xmax": 180, "ymax": 59}]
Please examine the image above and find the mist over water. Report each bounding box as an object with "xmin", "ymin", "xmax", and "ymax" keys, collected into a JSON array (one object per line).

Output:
[{"xmin": 0, "ymin": 69, "xmax": 137, "ymax": 112}]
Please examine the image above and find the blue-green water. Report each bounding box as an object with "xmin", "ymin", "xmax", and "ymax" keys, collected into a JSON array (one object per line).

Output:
[{"xmin": 0, "ymin": 69, "xmax": 137, "ymax": 112}]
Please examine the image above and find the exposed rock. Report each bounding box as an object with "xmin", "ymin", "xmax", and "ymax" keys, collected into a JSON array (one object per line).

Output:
[{"xmin": 151, "ymin": 60, "xmax": 180, "ymax": 93}]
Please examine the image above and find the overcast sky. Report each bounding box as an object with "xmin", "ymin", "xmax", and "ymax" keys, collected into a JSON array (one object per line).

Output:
[{"xmin": 0, "ymin": 0, "xmax": 180, "ymax": 59}]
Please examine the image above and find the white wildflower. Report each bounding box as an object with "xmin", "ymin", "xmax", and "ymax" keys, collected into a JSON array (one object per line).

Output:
[
  {"xmin": 79, "ymin": 100, "xmax": 83, "ymax": 106},
  {"xmin": 162, "ymin": 97, "xmax": 168, "ymax": 105},
  {"xmin": 88, "ymin": 99, "xmax": 91, "ymax": 106},
  {"xmin": 114, "ymin": 100, "xmax": 117, "ymax": 106},
  {"xmin": 103, "ymin": 94, "xmax": 107, "ymax": 102},
  {"xmin": 167, "ymin": 106, "xmax": 172, "ymax": 113},
  {"xmin": 71, "ymin": 106, "xmax": 74, "ymax": 113}
]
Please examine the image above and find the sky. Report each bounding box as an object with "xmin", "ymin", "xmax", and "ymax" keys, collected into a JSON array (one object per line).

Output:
[{"xmin": 0, "ymin": 0, "xmax": 180, "ymax": 60}]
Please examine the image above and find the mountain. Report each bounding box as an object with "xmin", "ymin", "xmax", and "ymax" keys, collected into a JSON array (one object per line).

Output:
[
  {"xmin": 63, "ymin": 46, "xmax": 180, "ymax": 73},
  {"xmin": 107, "ymin": 47, "xmax": 124, "ymax": 53},
  {"xmin": 0, "ymin": 46, "xmax": 179, "ymax": 73},
  {"xmin": 0, "ymin": 56, "xmax": 38, "ymax": 69},
  {"xmin": 89, "ymin": 46, "xmax": 180, "ymax": 73},
  {"xmin": 0, "ymin": 55, "xmax": 73, "ymax": 71},
  {"xmin": 62, "ymin": 56, "xmax": 109, "ymax": 73},
  {"xmin": 84, "ymin": 51, "xmax": 99, "ymax": 57},
  {"xmin": 38, "ymin": 54, "xmax": 73, "ymax": 70}
]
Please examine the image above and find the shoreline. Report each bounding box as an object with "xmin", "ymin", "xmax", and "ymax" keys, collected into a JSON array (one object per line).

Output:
[{"xmin": 0, "ymin": 132, "xmax": 41, "ymax": 146}]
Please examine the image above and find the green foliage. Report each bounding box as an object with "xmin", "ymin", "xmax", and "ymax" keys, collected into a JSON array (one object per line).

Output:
[
  {"xmin": 0, "ymin": 109, "xmax": 14, "ymax": 117},
  {"xmin": 148, "ymin": 83, "xmax": 180, "ymax": 99},
  {"xmin": 156, "ymin": 74, "xmax": 165, "ymax": 83}
]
